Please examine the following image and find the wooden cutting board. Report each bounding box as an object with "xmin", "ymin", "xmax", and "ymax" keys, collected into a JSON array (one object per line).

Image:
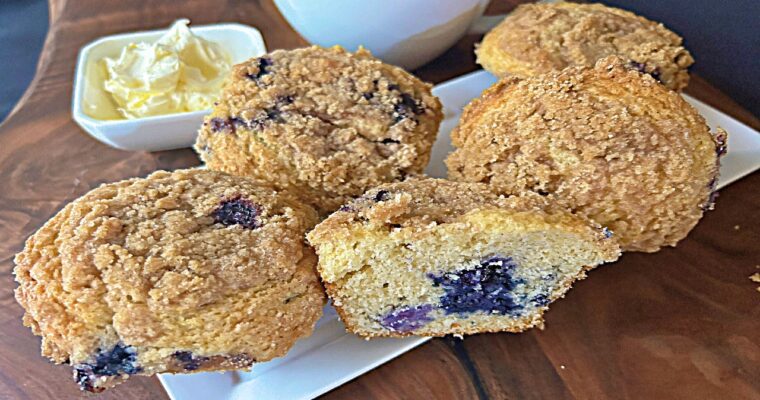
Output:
[{"xmin": 0, "ymin": 1, "xmax": 757, "ymax": 399}]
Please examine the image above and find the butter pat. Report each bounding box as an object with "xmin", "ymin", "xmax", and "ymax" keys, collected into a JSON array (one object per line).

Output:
[{"xmin": 102, "ymin": 19, "xmax": 231, "ymax": 119}]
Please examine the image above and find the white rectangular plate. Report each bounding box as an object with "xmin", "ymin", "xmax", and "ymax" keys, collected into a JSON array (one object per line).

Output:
[{"xmin": 159, "ymin": 70, "xmax": 760, "ymax": 400}]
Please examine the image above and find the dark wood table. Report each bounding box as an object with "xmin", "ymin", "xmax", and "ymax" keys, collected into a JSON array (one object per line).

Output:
[{"xmin": 1, "ymin": 1, "xmax": 758, "ymax": 399}]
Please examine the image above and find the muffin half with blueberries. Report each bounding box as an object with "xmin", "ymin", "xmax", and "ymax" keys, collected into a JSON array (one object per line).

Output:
[
  {"xmin": 13, "ymin": 169, "xmax": 325, "ymax": 392},
  {"xmin": 194, "ymin": 45, "xmax": 443, "ymax": 215},
  {"xmin": 447, "ymin": 56, "xmax": 726, "ymax": 252},
  {"xmin": 476, "ymin": 1, "xmax": 694, "ymax": 91},
  {"xmin": 307, "ymin": 178, "xmax": 620, "ymax": 337}
]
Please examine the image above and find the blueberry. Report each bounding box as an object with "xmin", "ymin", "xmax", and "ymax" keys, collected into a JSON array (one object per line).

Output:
[
  {"xmin": 338, "ymin": 204, "xmax": 354, "ymax": 212},
  {"xmin": 649, "ymin": 69, "xmax": 662, "ymax": 83},
  {"xmin": 530, "ymin": 294, "xmax": 550, "ymax": 307},
  {"xmin": 173, "ymin": 350, "xmax": 194, "ymax": 363},
  {"xmin": 429, "ymin": 256, "xmax": 524, "ymax": 316},
  {"xmin": 380, "ymin": 138, "xmax": 400, "ymax": 144},
  {"xmin": 602, "ymin": 227, "xmax": 614, "ymax": 239},
  {"xmin": 252, "ymin": 95, "xmax": 294, "ymax": 127},
  {"xmin": 702, "ymin": 189, "xmax": 719, "ymax": 211},
  {"xmin": 74, "ymin": 368, "xmax": 96, "ymax": 391},
  {"xmin": 278, "ymin": 95, "xmax": 294, "ymax": 105},
  {"xmin": 209, "ymin": 117, "xmax": 226, "ymax": 132},
  {"xmin": 209, "ymin": 117, "xmax": 245, "ymax": 134},
  {"xmin": 263, "ymin": 107, "xmax": 281, "ymax": 122},
  {"xmin": 362, "ymin": 79, "xmax": 388, "ymax": 100},
  {"xmin": 628, "ymin": 61, "xmax": 646, "ymax": 73},
  {"xmin": 173, "ymin": 351, "xmax": 209, "ymax": 371},
  {"xmin": 246, "ymin": 57, "xmax": 273, "ymax": 81},
  {"xmin": 393, "ymin": 93, "xmax": 424, "ymax": 123},
  {"xmin": 74, "ymin": 343, "xmax": 141, "ymax": 392},
  {"xmin": 715, "ymin": 131, "xmax": 727, "ymax": 156},
  {"xmin": 373, "ymin": 190, "xmax": 391, "ymax": 202},
  {"xmin": 701, "ymin": 176, "xmax": 721, "ymax": 212},
  {"xmin": 364, "ymin": 80, "xmax": 381, "ymax": 99},
  {"xmin": 628, "ymin": 61, "xmax": 662, "ymax": 83},
  {"xmin": 213, "ymin": 197, "xmax": 260, "ymax": 229},
  {"xmin": 381, "ymin": 304, "xmax": 435, "ymax": 332}
]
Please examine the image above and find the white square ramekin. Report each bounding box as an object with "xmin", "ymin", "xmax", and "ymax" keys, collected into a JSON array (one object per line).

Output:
[{"xmin": 72, "ymin": 23, "xmax": 267, "ymax": 152}]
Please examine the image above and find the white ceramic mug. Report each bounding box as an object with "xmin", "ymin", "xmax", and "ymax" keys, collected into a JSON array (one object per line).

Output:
[{"xmin": 274, "ymin": 0, "xmax": 493, "ymax": 70}]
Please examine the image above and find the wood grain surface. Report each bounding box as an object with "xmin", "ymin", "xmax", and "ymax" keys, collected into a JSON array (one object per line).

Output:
[{"xmin": 0, "ymin": 1, "xmax": 758, "ymax": 399}]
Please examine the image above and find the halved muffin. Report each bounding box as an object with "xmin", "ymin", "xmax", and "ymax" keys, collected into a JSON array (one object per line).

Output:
[{"xmin": 307, "ymin": 178, "xmax": 620, "ymax": 337}]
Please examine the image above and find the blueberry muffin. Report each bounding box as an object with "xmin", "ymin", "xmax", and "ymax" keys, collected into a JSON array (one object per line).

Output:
[
  {"xmin": 447, "ymin": 57, "xmax": 726, "ymax": 252},
  {"xmin": 307, "ymin": 178, "xmax": 620, "ymax": 337},
  {"xmin": 194, "ymin": 46, "xmax": 443, "ymax": 215},
  {"xmin": 476, "ymin": 2, "xmax": 694, "ymax": 91},
  {"xmin": 13, "ymin": 169, "xmax": 325, "ymax": 392}
]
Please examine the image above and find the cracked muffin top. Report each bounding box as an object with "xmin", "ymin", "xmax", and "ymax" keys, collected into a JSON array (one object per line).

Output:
[
  {"xmin": 476, "ymin": 2, "xmax": 694, "ymax": 91},
  {"xmin": 446, "ymin": 57, "xmax": 725, "ymax": 252},
  {"xmin": 194, "ymin": 46, "xmax": 443, "ymax": 215},
  {"xmin": 13, "ymin": 168, "xmax": 324, "ymax": 391}
]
